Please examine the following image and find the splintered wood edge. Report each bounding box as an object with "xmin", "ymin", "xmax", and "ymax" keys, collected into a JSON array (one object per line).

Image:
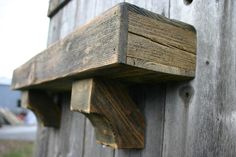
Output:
[
  {"xmin": 21, "ymin": 90, "xmax": 61, "ymax": 128},
  {"xmin": 70, "ymin": 78, "xmax": 145, "ymax": 149},
  {"xmin": 12, "ymin": 2, "xmax": 196, "ymax": 91}
]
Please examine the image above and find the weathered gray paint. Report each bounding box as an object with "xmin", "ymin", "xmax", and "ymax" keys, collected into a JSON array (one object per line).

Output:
[{"xmin": 34, "ymin": 0, "xmax": 236, "ymax": 157}]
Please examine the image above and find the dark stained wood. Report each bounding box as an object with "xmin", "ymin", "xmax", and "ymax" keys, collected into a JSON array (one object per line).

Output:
[
  {"xmin": 12, "ymin": 2, "xmax": 196, "ymax": 91},
  {"xmin": 71, "ymin": 78, "xmax": 145, "ymax": 149},
  {"xmin": 21, "ymin": 90, "xmax": 61, "ymax": 128}
]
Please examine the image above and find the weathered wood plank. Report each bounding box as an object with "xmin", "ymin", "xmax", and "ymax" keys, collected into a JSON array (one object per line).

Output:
[
  {"xmin": 48, "ymin": 0, "xmax": 71, "ymax": 17},
  {"xmin": 139, "ymin": 85, "xmax": 165, "ymax": 157},
  {"xmin": 47, "ymin": 9, "xmax": 62, "ymax": 45},
  {"xmin": 65, "ymin": 112, "xmax": 86, "ymax": 157},
  {"xmin": 115, "ymin": 85, "xmax": 166, "ymax": 157},
  {"xmin": 21, "ymin": 90, "xmax": 61, "ymax": 127},
  {"xmin": 126, "ymin": 5, "xmax": 196, "ymax": 76},
  {"xmin": 33, "ymin": 1, "xmax": 174, "ymax": 157},
  {"xmin": 115, "ymin": 1, "xmax": 169, "ymax": 157},
  {"xmin": 163, "ymin": 0, "xmax": 236, "ymax": 157},
  {"xmin": 59, "ymin": 0, "xmax": 77, "ymax": 39},
  {"xmin": 71, "ymin": 78, "xmax": 145, "ymax": 148},
  {"xmin": 35, "ymin": 1, "xmax": 83, "ymax": 157},
  {"xmin": 12, "ymin": 4, "xmax": 122, "ymax": 90},
  {"xmin": 77, "ymin": 1, "xmax": 122, "ymax": 157},
  {"xmin": 75, "ymin": 0, "xmax": 97, "ymax": 27},
  {"xmin": 45, "ymin": 94, "xmax": 86, "ymax": 157},
  {"xmin": 83, "ymin": 119, "xmax": 114, "ymax": 157},
  {"xmin": 12, "ymin": 3, "xmax": 196, "ymax": 91},
  {"xmin": 53, "ymin": 98, "xmax": 72, "ymax": 157},
  {"xmin": 33, "ymin": 127, "xmax": 51, "ymax": 157}
]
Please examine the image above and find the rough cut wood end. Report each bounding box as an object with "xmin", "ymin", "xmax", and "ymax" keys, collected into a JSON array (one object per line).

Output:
[{"xmin": 12, "ymin": 2, "xmax": 196, "ymax": 91}]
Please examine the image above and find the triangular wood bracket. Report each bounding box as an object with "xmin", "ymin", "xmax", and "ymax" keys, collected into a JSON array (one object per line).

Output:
[
  {"xmin": 21, "ymin": 90, "xmax": 61, "ymax": 128},
  {"xmin": 70, "ymin": 78, "xmax": 145, "ymax": 149}
]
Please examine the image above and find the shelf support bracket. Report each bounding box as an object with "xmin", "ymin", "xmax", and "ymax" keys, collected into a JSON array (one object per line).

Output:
[
  {"xmin": 21, "ymin": 90, "xmax": 61, "ymax": 128},
  {"xmin": 70, "ymin": 78, "xmax": 145, "ymax": 149}
]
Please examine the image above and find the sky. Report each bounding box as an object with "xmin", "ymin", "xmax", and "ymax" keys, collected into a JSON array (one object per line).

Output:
[{"xmin": 0, "ymin": 0, "xmax": 49, "ymax": 83}]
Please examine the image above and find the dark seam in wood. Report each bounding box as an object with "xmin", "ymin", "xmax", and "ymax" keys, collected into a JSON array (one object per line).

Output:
[
  {"xmin": 48, "ymin": 0, "xmax": 71, "ymax": 18},
  {"xmin": 128, "ymin": 31, "xmax": 195, "ymax": 54},
  {"xmin": 161, "ymin": 84, "xmax": 167, "ymax": 157},
  {"xmin": 118, "ymin": 2, "xmax": 128, "ymax": 63},
  {"xmin": 81, "ymin": 117, "xmax": 86, "ymax": 157}
]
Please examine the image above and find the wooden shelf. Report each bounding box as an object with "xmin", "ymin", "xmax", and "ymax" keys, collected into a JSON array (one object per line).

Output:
[
  {"xmin": 12, "ymin": 2, "xmax": 196, "ymax": 91},
  {"xmin": 12, "ymin": 2, "xmax": 196, "ymax": 149}
]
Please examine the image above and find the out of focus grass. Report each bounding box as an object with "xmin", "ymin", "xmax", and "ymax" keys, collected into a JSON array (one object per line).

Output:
[{"xmin": 0, "ymin": 140, "xmax": 34, "ymax": 157}]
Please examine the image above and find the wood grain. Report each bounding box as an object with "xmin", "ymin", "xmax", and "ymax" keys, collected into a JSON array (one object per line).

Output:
[
  {"xmin": 33, "ymin": 0, "xmax": 171, "ymax": 157},
  {"xmin": 115, "ymin": 84, "xmax": 166, "ymax": 157},
  {"xmin": 71, "ymin": 78, "xmax": 145, "ymax": 149},
  {"xmin": 12, "ymin": 2, "xmax": 196, "ymax": 91},
  {"xmin": 127, "ymin": 6, "xmax": 196, "ymax": 77},
  {"xmin": 163, "ymin": 0, "xmax": 236, "ymax": 157},
  {"xmin": 21, "ymin": 90, "xmax": 61, "ymax": 128},
  {"xmin": 12, "ymin": 4, "xmax": 122, "ymax": 90},
  {"xmin": 115, "ymin": 0, "xmax": 168, "ymax": 156},
  {"xmin": 48, "ymin": 0, "xmax": 71, "ymax": 17}
]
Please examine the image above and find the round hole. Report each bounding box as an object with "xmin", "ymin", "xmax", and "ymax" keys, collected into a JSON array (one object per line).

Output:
[
  {"xmin": 185, "ymin": 92, "xmax": 189, "ymax": 98},
  {"xmin": 184, "ymin": 0, "xmax": 193, "ymax": 5}
]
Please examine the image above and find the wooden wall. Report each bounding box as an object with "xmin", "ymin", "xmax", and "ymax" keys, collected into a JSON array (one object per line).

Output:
[{"xmin": 34, "ymin": 0, "xmax": 236, "ymax": 157}]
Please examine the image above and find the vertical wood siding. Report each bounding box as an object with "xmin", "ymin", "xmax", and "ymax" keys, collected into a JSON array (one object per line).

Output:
[
  {"xmin": 35, "ymin": 0, "xmax": 236, "ymax": 157},
  {"xmin": 163, "ymin": 0, "xmax": 236, "ymax": 157}
]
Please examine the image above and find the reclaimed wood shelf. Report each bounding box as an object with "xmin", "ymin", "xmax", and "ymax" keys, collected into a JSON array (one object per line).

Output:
[{"xmin": 12, "ymin": 3, "xmax": 196, "ymax": 149}]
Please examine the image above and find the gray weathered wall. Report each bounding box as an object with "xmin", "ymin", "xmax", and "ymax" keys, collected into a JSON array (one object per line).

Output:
[
  {"xmin": 163, "ymin": 0, "xmax": 236, "ymax": 157},
  {"xmin": 34, "ymin": 0, "xmax": 236, "ymax": 157}
]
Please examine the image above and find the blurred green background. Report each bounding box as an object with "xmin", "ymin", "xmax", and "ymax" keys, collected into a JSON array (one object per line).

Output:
[{"xmin": 0, "ymin": 140, "xmax": 34, "ymax": 157}]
